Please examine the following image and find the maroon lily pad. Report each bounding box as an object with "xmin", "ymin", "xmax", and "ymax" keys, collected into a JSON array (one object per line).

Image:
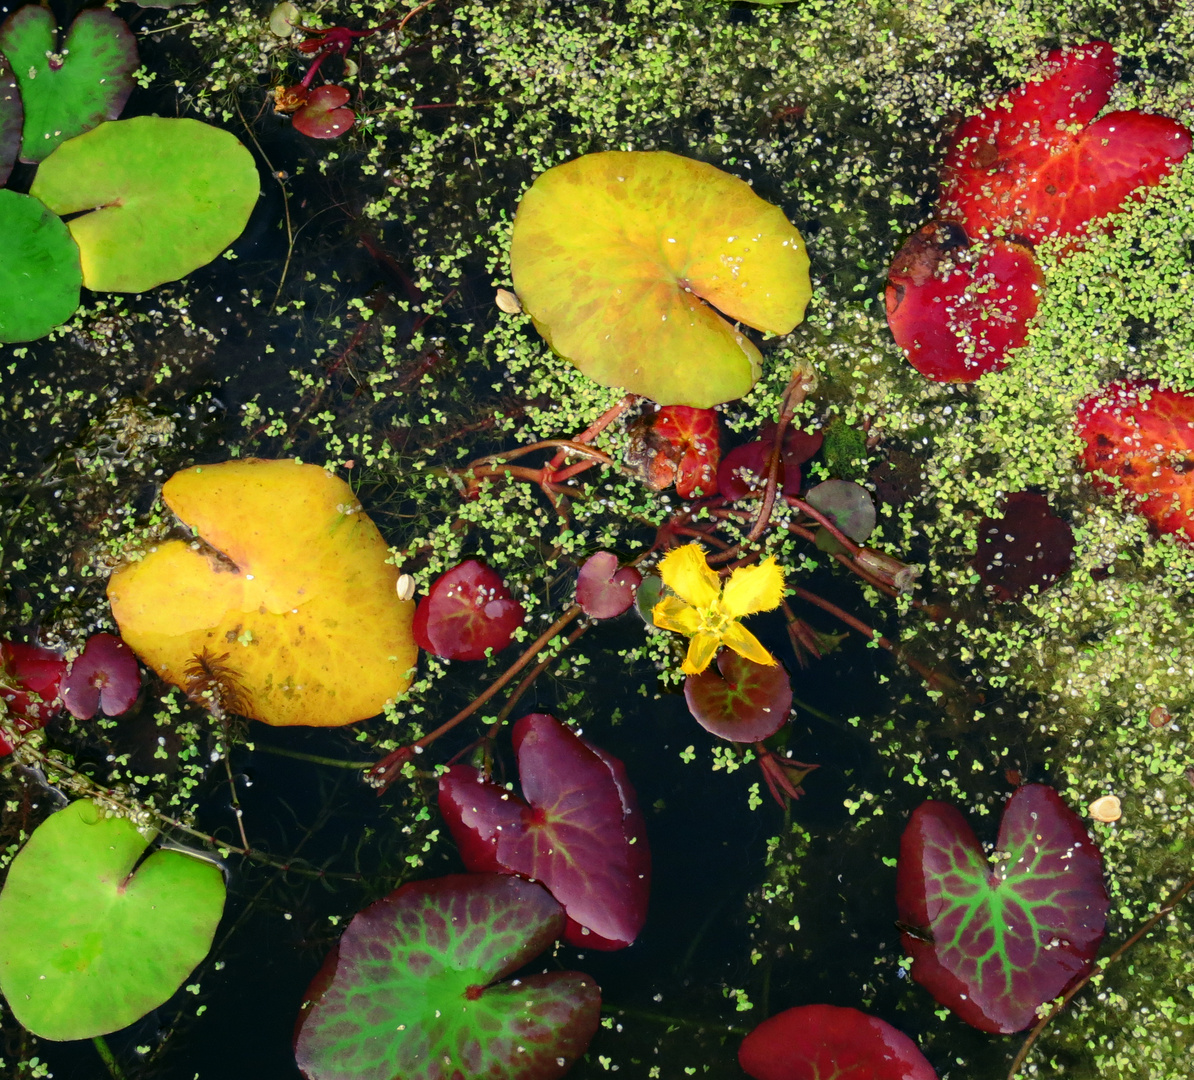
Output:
[
  {"xmin": 576, "ymin": 552, "xmax": 643, "ymax": 619},
  {"xmin": 938, "ymin": 42, "xmax": 1191, "ymax": 245},
  {"xmin": 718, "ymin": 425, "xmax": 822, "ymax": 502},
  {"xmin": 739, "ymin": 1004, "xmax": 938, "ymax": 1080},
  {"xmin": 896, "ymin": 783, "xmax": 1108, "ymax": 1033},
  {"xmin": 886, "ymin": 222, "xmax": 1043, "ymax": 382},
  {"xmin": 0, "ymin": 52, "xmax": 21, "ymax": 185},
  {"xmin": 438, "ymin": 712, "xmax": 650, "ymax": 950},
  {"xmin": 60, "ymin": 633, "xmax": 141, "ymax": 720},
  {"xmin": 973, "ymin": 492, "xmax": 1075, "ymax": 601},
  {"xmin": 291, "ymin": 84, "xmax": 356, "ymax": 139},
  {"xmin": 294, "ymin": 873, "xmax": 601, "ymax": 1080},
  {"xmin": 684, "ymin": 651, "xmax": 792, "ymax": 742},
  {"xmin": 413, "ymin": 559, "xmax": 525, "ymax": 661},
  {"xmin": 0, "ymin": 640, "xmax": 65, "ymax": 752},
  {"xmin": 804, "ymin": 480, "xmax": 877, "ymax": 543}
]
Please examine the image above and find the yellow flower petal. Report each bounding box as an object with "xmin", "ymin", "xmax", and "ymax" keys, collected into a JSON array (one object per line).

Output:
[
  {"xmin": 721, "ymin": 556, "xmax": 784, "ymax": 619},
  {"xmin": 682, "ymin": 632, "xmax": 721, "ymax": 675},
  {"xmin": 721, "ymin": 622, "xmax": 777, "ymax": 667},
  {"xmin": 658, "ymin": 544, "xmax": 720, "ymax": 608},
  {"xmin": 652, "ymin": 596, "xmax": 702, "ymax": 636}
]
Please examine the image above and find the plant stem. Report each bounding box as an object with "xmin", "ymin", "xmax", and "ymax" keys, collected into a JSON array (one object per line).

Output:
[
  {"xmin": 93, "ymin": 1035, "xmax": 126, "ymax": 1080},
  {"xmin": 250, "ymin": 744, "xmax": 373, "ymax": 769}
]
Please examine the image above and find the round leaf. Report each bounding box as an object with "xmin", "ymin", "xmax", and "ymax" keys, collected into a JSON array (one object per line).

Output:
[
  {"xmin": 510, "ymin": 150, "xmax": 811, "ymax": 408},
  {"xmin": 576, "ymin": 551, "xmax": 642, "ymax": 619},
  {"xmin": 684, "ymin": 650, "xmax": 792, "ymax": 742},
  {"xmin": 0, "ymin": 189, "xmax": 81, "ymax": 343},
  {"xmin": 412, "ymin": 559, "xmax": 525, "ymax": 661},
  {"xmin": 295, "ymin": 874, "xmax": 601, "ymax": 1080},
  {"xmin": 61, "ymin": 632, "xmax": 141, "ymax": 719},
  {"xmin": 0, "ymin": 6, "xmax": 137, "ymax": 163},
  {"xmin": 30, "ymin": 116, "xmax": 259, "ymax": 292},
  {"xmin": 972, "ymin": 492, "xmax": 1074, "ymax": 601},
  {"xmin": 0, "ymin": 799, "xmax": 225, "ymax": 1041},
  {"xmin": 292, "ymin": 84, "xmax": 356, "ymax": 139},
  {"xmin": 0, "ymin": 51, "xmax": 21, "ymax": 184},
  {"xmin": 804, "ymin": 479, "xmax": 876, "ymax": 543}
]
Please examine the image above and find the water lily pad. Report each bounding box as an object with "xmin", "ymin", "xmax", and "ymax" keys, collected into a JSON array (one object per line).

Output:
[
  {"xmin": 804, "ymin": 479, "xmax": 876, "ymax": 543},
  {"xmin": 107, "ymin": 458, "xmax": 418, "ymax": 728},
  {"xmin": 684, "ymin": 650, "xmax": 792, "ymax": 742},
  {"xmin": 0, "ymin": 639, "xmax": 65, "ymax": 751},
  {"xmin": 0, "ymin": 799, "xmax": 225, "ymax": 1041},
  {"xmin": 739, "ymin": 1005, "xmax": 938, "ymax": 1080},
  {"xmin": 294, "ymin": 873, "xmax": 601, "ymax": 1080},
  {"xmin": 412, "ymin": 559, "xmax": 525, "ymax": 660},
  {"xmin": 625, "ymin": 406, "xmax": 722, "ymax": 497},
  {"xmin": 510, "ymin": 150, "xmax": 811, "ymax": 408},
  {"xmin": 0, "ymin": 189, "xmax": 82, "ymax": 344},
  {"xmin": 973, "ymin": 492, "xmax": 1074, "ymax": 601},
  {"xmin": 896, "ymin": 784, "xmax": 1108, "ymax": 1033},
  {"xmin": 61, "ymin": 633, "xmax": 141, "ymax": 719},
  {"xmin": 0, "ymin": 5, "xmax": 137, "ymax": 163},
  {"xmin": 29, "ymin": 116, "xmax": 259, "ymax": 292},
  {"xmin": 0, "ymin": 52, "xmax": 20, "ymax": 184},
  {"xmin": 576, "ymin": 551, "xmax": 642, "ymax": 619},
  {"xmin": 438, "ymin": 712, "xmax": 650, "ymax": 950},
  {"xmin": 1076, "ymin": 380, "xmax": 1194, "ymax": 543},
  {"xmin": 292, "ymin": 84, "xmax": 356, "ymax": 139}
]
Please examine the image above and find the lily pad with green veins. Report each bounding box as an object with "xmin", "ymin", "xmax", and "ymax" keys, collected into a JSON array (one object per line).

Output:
[
  {"xmin": 0, "ymin": 5, "xmax": 137, "ymax": 163},
  {"xmin": 510, "ymin": 150, "xmax": 811, "ymax": 408},
  {"xmin": 0, "ymin": 188, "xmax": 82, "ymax": 344},
  {"xmin": 0, "ymin": 799, "xmax": 226, "ymax": 1041},
  {"xmin": 29, "ymin": 116, "xmax": 259, "ymax": 292}
]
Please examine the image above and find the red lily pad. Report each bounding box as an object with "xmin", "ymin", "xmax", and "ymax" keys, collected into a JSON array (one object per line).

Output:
[
  {"xmin": 413, "ymin": 559, "xmax": 526, "ymax": 661},
  {"xmin": 576, "ymin": 552, "xmax": 643, "ymax": 619},
  {"xmin": 717, "ymin": 427, "xmax": 821, "ymax": 502},
  {"xmin": 291, "ymin": 84, "xmax": 356, "ymax": 139},
  {"xmin": 655, "ymin": 407, "xmax": 722, "ymax": 497},
  {"xmin": 1075, "ymin": 380, "xmax": 1194, "ymax": 543},
  {"xmin": 885, "ymin": 222, "xmax": 1043, "ymax": 382},
  {"xmin": 684, "ymin": 650, "xmax": 792, "ymax": 742},
  {"xmin": 973, "ymin": 492, "xmax": 1075, "ymax": 601},
  {"xmin": 438, "ymin": 712, "xmax": 650, "ymax": 950},
  {"xmin": 294, "ymin": 873, "xmax": 601, "ymax": 1080},
  {"xmin": 61, "ymin": 633, "xmax": 141, "ymax": 720},
  {"xmin": 939, "ymin": 42, "xmax": 1191, "ymax": 245},
  {"xmin": 739, "ymin": 1004, "xmax": 938, "ymax": 1080},
  {"xmin": 0, "ymin": 640, "xmax": 65, "ymax": 752},
  {"xmin": 896, "ymin": 783, "xmax": 1108, "ymax": 1033}
]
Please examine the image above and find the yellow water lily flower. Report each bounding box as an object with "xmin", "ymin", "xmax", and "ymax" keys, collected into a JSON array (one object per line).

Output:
[{"xmin": 652, "ymin": 544, "xmax": 785, "ymax": 675}]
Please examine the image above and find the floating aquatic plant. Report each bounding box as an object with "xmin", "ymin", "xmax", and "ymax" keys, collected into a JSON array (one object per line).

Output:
[
  {"xmin": 60, "ymin": 633, "xmax": 140, "ymax": 720},
  {"xmin": 0, "ymin": 188, "xmax": 82, "ymax": 344},
  {"xmin": 412, "ymin": 558, "xmax": 526, "ymax": 660},
  {"xmin": 0, "ymin": 639, "xmax": 65, "ymax": 751},
  {"xmin": 972, "ymin": 492, "xmax": 1075, "ymax": 601},
  {"xmin": 683, "ymin": 650, "xmax": 792, "ymax": 742},
  {"xmin": 575, "ymin": 551, "xmax": 642, "ymax": 619}
]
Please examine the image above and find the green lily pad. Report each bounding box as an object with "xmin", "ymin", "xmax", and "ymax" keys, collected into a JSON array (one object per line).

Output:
[
  {"xmin": 0, "ymin": 5, "xmax": 137, "ymax": 163},
  {"xmin": 29, "ymin": 116, "xmax": 259, "ymax": 292},
  {"xmin": 0, "ymin": 51, "xmax": 21, "ymax": 184},
  {"xmin": 0, "ymin": 799, "xmax": 226, "ymax": 1041},
  {"xmin": 510, "ymin": 150, "xmax": 811, "ymax": 408},
  {"xmin": 0, "ymin": 189, "xmax": 82, "ymax": 344}
]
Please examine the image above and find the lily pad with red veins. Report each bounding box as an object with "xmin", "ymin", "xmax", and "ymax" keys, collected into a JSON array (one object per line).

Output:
[
  {"xmin": 1075, "ymin": 380, "xmax": 1194, "ymax": 543},
  {"xmin": 938, "ymin": 41, "xmax": 1191, "ymax": 245},
  {"xmin": 438, "ymin": 712, "xmax": 650, "ymax": 950},
  {"xmin": 886, "ymin": 222, "xmax": 1043, "ymax": 382},
  {"xmin": 61, "ymin": 633, "xmax": 141, "ymax": 720},
  {"xmin": 294, "ymin": 873, "xmax": 601, "ymax": 1080},
  {"xmin": 413, "ymin": 559, "xmax": 525, "ymax": 661},
  {"xmin": 896, "ymin": 783, "xmax": 1108, "ymax": 1033},
  {"xmin": 292, "ymin": 84, "xmax": 356, "ymax": 139},
  {"xmin": 576, "ymin": 552, "xmax": 642, "ymax": 619},
  {"xmin": 510, "ymin": 150, "xmax": 811, "ymax": 408},
  {"xmin": 684, "ymin": 651, "xmax": 792, "ymax": 742},
  {"xmin": 739, "ymin": 1004, "xmax": 938, "ymax": 1080},
  {"xmin": 973, "ymin": 492, "xmax": 1075, "ymax": 601}
]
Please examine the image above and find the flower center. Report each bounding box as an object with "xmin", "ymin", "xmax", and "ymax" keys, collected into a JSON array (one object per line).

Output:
[{"xmin": 695, "ymin": 600, "xmax": 733, "ymax": 637}]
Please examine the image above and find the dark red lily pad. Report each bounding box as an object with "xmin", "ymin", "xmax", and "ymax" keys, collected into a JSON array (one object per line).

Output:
[
  {"xmin": 438, "ymin": 712, "xmax": 650, "ymax": 950},
  {"xmin": 896, "ymin": 783, "xmax": 1108, "ymax": 1033},
  {"xmin": 291, "ymin": 84, "xmax": 356, "ymax": 139},
  {"xmin": 294, "ymin": 873, "xmax": 601, "ymax": 1080},
  {"xmin": 1076, "ymin": 380, "xmax": 1194, "ymax": 543},
  {"xmin": 739, "ymin": 1004, "xmax": 938, "ymax": 1080},
  {"xmin": 0, "ymin": 640, "xmax": 65, "ymax": 752},
  {"xmin": 886, "ymin": 222, "xmax": 1043, "ymax": 382},
  {"xmin": 61, "ymin": 633, "xmax": 141, "ymax": 720},
  {"xmin": 413, "ymin": 559, "xmax": 525, "ymax": 661},
  {"xmin": 973, "ymin": 492, "xmax": 1075, "ymax": 601},
  {"xmin": 684, "ymin": 650, "xmax": 792, "ymax": 742},
  {"xmin": 576, "ymin": 551, "xmax": 642, "ymax": 619},
  {"xmin": 718, "ymin": 426, "xmax": 822, "ymax": 502},
  {"xmin": 0, "ymin": 52, "xmax": 20, "ymax": 185},
  {"xmin": 804, "ymin": 479, "xmax": 877, "ymax": 543},
  {"xmin": 938, "ymin": 42, "xmax": 1191, "ymax": 245}
]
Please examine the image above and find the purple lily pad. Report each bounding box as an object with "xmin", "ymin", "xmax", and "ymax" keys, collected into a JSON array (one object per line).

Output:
[
  {"xmin": 739, "ymin": 1004, "xmax": 938, "ymax": 1080},
  {"xmin": 896, "ymin": 784, "xmax": 1109, "ymax": 1033},
  {"xmin": 973, "ymin": 492, "xmax": 1075, "ymax": 601},
  {"xmin": 576, "ymin": 551, "xmax": 642, "ymax": 619},
  {"xmin": 294, "ymin": 873, "xmax": 601, "ymax": 1080},
  {"xmin": 438, "ymin": 713, "xmax": 650, "ymax": 950},
  {"xmin": 413, "ymin": 559, "xmax": 525, "ymax": 661},
  {"xmin": 804, "ymin": 479, "xmax": 876, "ymax": 543},
  {"xmin": 718, "ymin": 426, "xmax": 822, "ymax": 502},
  {"xmin": 292, "ymin": 84, "xmax": 356, "ymax": 139},
  {"xmin": 0, "ymin": 52, "xmax": 21, "ymax": 185},
  {"xmin": 61, "ymin": 633, "xmax": 141, "ymax": 720},
  {"xmin": 684, "ymin": 651, "xmax": 792, "ymax": 742}
]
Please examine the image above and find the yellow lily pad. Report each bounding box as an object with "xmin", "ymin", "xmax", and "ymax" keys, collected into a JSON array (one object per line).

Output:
[
  {"xmin": 107, "ymin": 459, "xmax": 417, "ymax": 727},
  {"xmin": 509, "ymin": 151, "xmax": 811, "ymax": 408}
]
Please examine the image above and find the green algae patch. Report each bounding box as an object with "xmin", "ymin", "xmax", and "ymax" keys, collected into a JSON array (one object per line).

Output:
[
  {"xmin": 0, "ymin": 799, "xmax": 225, "ymax": 1041},
  {"xmin": 510, "ymin": 150, "xmax": 810, "ymax": 407},
  {"xmin": 0, "ymin": 188, "xmax": 81, "ymax": 343},
  {"xmin": 29, "ymin": 116, "xmax": 258, "ymax": 292}
]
